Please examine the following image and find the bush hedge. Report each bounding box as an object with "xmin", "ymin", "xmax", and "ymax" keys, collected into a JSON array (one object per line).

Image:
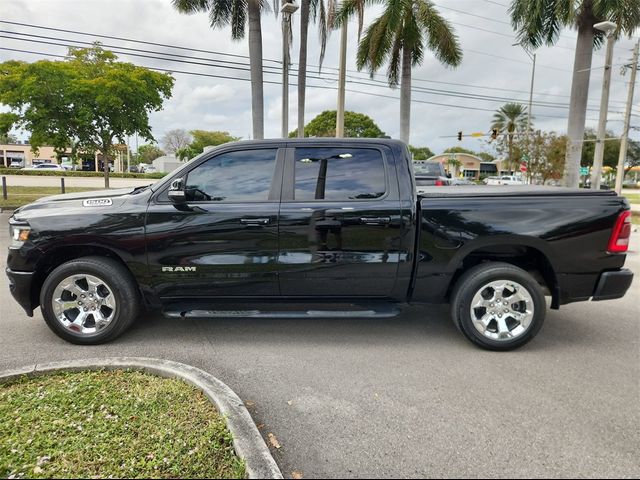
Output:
[{"xmin": 0, "ymin": 168, "xmax": 166, "ymax": 179}]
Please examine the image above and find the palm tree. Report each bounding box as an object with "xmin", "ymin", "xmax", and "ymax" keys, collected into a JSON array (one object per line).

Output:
[
  {"xmin": 297, "ymin": 0, "xmax": 330, "ymax": 138},
  {"xmin": 172, "ymin": 0, "xmax": 268, "ymax": 139},
  {"xmin": 337, "ymin": 0, "xmax": 462, "ymax": 144},
  {"xmin": 491, "ymin": 102, "xmax": 528, "ymax": 173},
  {"xmin": 510, "ymin": 0, "xmax": 640, "ymax": 188}
]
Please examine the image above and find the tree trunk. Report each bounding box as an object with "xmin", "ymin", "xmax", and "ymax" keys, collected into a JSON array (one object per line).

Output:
[
  {"xmin": 297, "ymin": 0, "xmax": 310, "ymax": 138},
  {"xmin": 508, "ymin": 134, "xmax": 514, "ymax": 173},
  {"xmin": 563, "ymin": 20, "xmax": 595, "ymax": 187},
  {"xmin": 103, "ymin": 152, "xmax": 110, "ymax": 189},
  {"xmin": 248, "ymin": 0, "xmax": 264, "ymax": 140},
  {"xmin": 399, "ymin": 46, "xmax": 412, "ymax": 144}
]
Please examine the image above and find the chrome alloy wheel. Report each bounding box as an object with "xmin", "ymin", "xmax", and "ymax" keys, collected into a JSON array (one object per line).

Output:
[
  {"xmin": 469, "ymin": 280, "xmax": 534, "ymax": 341},
  {"xmin": 51, "ymin": 274, "xmax": 117, "ymax": 336}
]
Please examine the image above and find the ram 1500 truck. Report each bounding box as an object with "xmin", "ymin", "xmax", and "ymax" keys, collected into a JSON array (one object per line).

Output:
[{"xmin": 6, "ymin": 139, "xmax": 634, "ymax": 350}]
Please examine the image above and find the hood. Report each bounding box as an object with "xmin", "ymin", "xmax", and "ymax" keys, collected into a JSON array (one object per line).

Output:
[{"xmin": 12, "ymin": 186, "xmax": 152, "ymax": 220}]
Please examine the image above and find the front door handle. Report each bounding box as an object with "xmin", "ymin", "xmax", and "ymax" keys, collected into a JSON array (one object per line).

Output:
[
  {"xmin": 360, "ymin": 216, "xmax": 391, "ymax": 225},
  {"xmin": 240, "ymin": 218, "xmax": 271, "ymax": 226}
]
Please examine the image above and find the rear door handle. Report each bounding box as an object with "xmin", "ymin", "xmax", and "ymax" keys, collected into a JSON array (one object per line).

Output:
[
  {"xmin": 360, "ymin": 216, "xmax": 391, "ymax": 225},
  {"xmin": 240, "ymin": 218, "xmax": 271, "ymax": 226}
]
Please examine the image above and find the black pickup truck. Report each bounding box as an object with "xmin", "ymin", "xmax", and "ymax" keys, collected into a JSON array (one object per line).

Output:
[{"xmin": 6, "ymin": 139, "xmax": 634, "ymax": 350}]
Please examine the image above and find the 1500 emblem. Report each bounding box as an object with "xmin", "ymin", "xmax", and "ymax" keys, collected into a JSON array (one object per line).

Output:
[
  {"xmin": 162, "ymin": 266, "xmax": 197, "ymax": 272},
  {"xmin": 83, "ymin": 198, "xmax": 113, "ymax": 207}
]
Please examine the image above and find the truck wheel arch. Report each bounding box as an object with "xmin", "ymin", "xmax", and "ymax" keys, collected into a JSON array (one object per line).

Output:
[
  {"xmin": 30, "ymin": 245, "xmax": 136, "ymax": 312},
  {"xmin": 448, "ymin": 239, "xmax": 560, "ymax": 309}
]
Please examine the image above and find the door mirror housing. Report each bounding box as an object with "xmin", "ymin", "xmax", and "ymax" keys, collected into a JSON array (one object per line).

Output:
[{"xmin": 168, "ymin": 178, "xmax": 186, "ymax": 203}]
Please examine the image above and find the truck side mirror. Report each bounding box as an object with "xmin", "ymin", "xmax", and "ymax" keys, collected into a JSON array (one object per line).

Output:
[{"xmin": 168, "ymin": 178, "xmax": 186, "ymax": 203}]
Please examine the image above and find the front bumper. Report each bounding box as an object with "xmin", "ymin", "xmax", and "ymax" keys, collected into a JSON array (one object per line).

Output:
[
  {"xmin": 6, "ymin": 268, "xmax": 35, "ymax": 317},
  {"xmin": 592, "ymin": 269, "xmax": 634, "ymax": 301}
]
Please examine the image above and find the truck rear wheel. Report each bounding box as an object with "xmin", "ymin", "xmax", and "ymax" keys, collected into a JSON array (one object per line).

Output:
[
  {"xmin": 40, "ymin": 256, "xmax": 140, "ymax": 345},
  {"xmin": 450, "ymin": 262, "xmax": 546, "ymax": 351}
]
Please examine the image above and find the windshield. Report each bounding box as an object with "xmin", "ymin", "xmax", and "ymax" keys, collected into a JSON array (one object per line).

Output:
[{"xmin": 414, "ymin": 162, "xmax": 443, "ymax": 176}]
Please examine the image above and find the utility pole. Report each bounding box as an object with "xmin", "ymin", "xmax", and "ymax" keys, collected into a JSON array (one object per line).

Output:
[
  {"xmin": 591, "ymin": 21, "xmax": 617, "ymax": 189},
  {"xmin": 336, "ymin": 21, "xmax": 347, "ymax": 138},
  {"xmin": 281, "ymin": 0, "xmax": 299, "ymax": 138},
  {"xmin": 525, "ymin": 52, "xmax": 536, "ymax": 184},
  {"xmin": 615, "ymin": 40, "xmax": 639, "ymax": 194}
]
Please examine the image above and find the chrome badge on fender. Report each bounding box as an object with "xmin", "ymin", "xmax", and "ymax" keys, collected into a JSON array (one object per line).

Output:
[
  {"xmin": 162, "ymin": 266, "xmax": 197, "ymax": 273},
  {"xmin": 83, "ymin": 198, "xmax": 113, "ymax": 207}
]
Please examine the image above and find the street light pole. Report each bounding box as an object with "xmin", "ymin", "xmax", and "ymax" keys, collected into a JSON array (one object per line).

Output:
[
  {"xmin": 591, "ymin": 21, "xmax": 617, "ymax": 190},
  {"xmin": 281, "ymin": 0, "xmax": 299, "ymax": 138},
  {"xmin": 336, "ymin": 21, "xmax": 347, "ymax": 138},
  {"xmin": 615, "ymin": 39, "xmax": 639, "ymax": 194}
]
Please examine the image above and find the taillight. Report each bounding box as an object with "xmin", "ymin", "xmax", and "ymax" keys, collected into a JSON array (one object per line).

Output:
[
  {"xmin": 607, "ymin": 211, "xmax": 632, "ymax": 253},
  {"xmin": 435, "ymin": 180, "xmax": 444, "ymax": 186}
]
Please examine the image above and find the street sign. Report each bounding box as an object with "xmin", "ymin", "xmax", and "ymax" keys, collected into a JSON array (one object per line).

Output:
[
  {"xmin": 580, "ymin": 167, "xmax": 589, "ymax": 176},
  {"xmin": 471, "ymin": 132, "xmax": 484, "ymax": 137},
  {"xmin": 520, "ymin": 162, "xmax": 527, "ymax": 173}
]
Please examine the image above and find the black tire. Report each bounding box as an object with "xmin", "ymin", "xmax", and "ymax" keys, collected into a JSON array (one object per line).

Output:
[
  {"xmin": 40, "ymin": 256, "xmax": 140, "ymax": 345},
  {"xmin": 450, "ymin": 262, "xmax": 546, "ymax": 351}
]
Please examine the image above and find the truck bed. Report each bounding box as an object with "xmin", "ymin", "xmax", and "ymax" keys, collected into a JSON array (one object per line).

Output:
[{"xmin": 418, "ymin": 185, "xmax": 617, "ymax": 198}]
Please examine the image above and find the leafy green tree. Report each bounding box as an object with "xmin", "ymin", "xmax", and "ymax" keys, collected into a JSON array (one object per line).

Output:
[
  {"xmin": 510, "ymin": 0, "xmax": 640, "ymax": 187},
  {"xmin": 409, "ymin": 145, "xmax": 435, "ymax": 160},
  {"xmin": 476, "ymin": 151, "xmax": 496, "ymax": 162},
  {"xmin": 443, "ymin": 146, "xmax": 476, "ymax": 155},
  {"xmin": 0, "ymin": 132, "xmax": 18, "ymax": 144},
  {"xmin": 338, "ymin": 0, "xmax": 462, "ymax": 144},
  {"xmin": 289, "ymin": 110, "xmax": 385, "ymax": 138},
  {"xmin": 491, "ymin": 102, "xmax": 528, "ymax": 172},
  {"xmin": 176, "ymin": 130, "xmax": 240, "ymax": 160},
  {"xmin": 137, "ymin": 144, "xmax": 166, "ymax": 164},
  {"xmin": 0, "ymin": 44, "xmax": 174, "ymax": 187},
  {"xmin": 580, "ymin": 129, "xmax": 621, "ymax": 168},
  {"xmin": 173, "ymin": 0, "xmax": 269, "ymax": 140}
]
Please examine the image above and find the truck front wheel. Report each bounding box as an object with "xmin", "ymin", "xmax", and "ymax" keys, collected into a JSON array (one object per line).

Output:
[
  {"xmin": 450, "ymin": 262, "xmax": 546, "ymax": 351},
  {"xmin": 40, "ymin": 256, "xmax": 140, "ymax": 345}
]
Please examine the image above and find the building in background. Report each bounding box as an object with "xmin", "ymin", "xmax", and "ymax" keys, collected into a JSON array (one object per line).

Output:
[
  {"xmin": 152, "ymin": 155, "xmax": 182, "ymax": 173},
  {"xmin": 425, "ymin": 153, "xmax": 510, "ymax": 180}
]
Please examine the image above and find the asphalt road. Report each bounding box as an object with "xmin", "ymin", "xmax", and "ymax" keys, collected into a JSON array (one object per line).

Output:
[{"xmin": 1, "ymin": 212, "xmax": 638, "ymax": 479}]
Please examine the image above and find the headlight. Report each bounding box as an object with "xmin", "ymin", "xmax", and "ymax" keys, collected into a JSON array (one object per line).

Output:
[{"xmin": 10, "ymin": 225, "xmax": 31, "ymax": 246}]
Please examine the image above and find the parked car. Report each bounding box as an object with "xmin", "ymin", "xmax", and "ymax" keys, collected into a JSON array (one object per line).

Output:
[
  {"xmin": 7, "ymin": 139, "xmax": 633, "ymax": 351},
  {"xmin": 21, "ymin": 163, "xmax": 65, "ymax": 172},
  {"xmin": 413, "ymin": 162, "xmax": 451, "ymax": 191},
  {"xmin": 8, "ymin": 159, "xmax": 25, "ymax": 169},
  {"xmin": 485, "ymin": 175, "xmax": 525, "ymax": 185},
  {"xmin": 449, "ymin": 177, "xmax": 475, "ymax": 186}
]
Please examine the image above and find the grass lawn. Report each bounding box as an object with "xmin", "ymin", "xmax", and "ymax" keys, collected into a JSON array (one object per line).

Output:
[
  {"xmin": 0, "ymin": 186, "xmax": 95, "ymax": 209},
  {"xmin": 0, "ymin": 370, "xmax": 246, "ymax": 479},
  {"xmin": 623, "ymin": 193, "xmax": 640, "ymax": 204}
]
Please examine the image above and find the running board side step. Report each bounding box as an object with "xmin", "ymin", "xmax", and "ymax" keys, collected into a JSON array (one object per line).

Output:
[{"xmin": 163, "ymin": 307, "xmax": 401, "ymax": 319}]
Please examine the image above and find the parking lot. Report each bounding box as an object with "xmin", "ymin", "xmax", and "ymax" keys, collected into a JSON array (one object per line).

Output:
[{"xmin": 1, "ymin": 211, "xmax": 638, "ymax": 479}]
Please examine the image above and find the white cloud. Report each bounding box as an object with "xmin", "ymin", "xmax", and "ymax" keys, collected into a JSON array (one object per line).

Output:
[{"xmin": 1, "ymin": 0, "xmax": 638, "ymax": 153}]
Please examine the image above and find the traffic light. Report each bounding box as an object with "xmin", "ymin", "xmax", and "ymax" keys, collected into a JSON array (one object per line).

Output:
[
  {"xmin": 491, "ymin": 129, "xmax": 498, "ymax": 140},
  {"xmin": 457, "ymin": 131, "xmax": 462, "ymax": 141}
]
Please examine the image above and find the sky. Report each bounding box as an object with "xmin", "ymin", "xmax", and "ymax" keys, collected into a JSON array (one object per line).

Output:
[{"xmin": 1, "ymin": 0, "xmax": 639, "ymax": 156}]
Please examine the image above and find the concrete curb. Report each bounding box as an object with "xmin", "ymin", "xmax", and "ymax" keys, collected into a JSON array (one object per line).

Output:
[{"xmin": 0, "ymin": 357, "xmax": 283, "ymax": 480}]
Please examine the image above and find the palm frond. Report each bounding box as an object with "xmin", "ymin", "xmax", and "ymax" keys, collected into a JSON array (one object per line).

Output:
[
  {"xmin": 171, "ymin": 0, "xmax": 211, "ymax": 13},
  {"xmin": 416, "ymin": 0, "xmax": 462, "ymax": 67}
]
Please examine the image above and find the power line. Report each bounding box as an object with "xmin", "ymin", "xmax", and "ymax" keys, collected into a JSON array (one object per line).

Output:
[
  {"xmin": 3, "ymin": 18, "xmax": 630, "ymax": 108},
  {"xmin": 2, "ymin": 31, "xmax": 630, "ymax": 116},
  {"xmin": 0, "ymin": 45, "xmax": 576, "ymax": 120}
]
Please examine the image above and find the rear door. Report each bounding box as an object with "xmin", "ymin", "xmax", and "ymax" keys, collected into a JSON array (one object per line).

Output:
[
  {"xmin": 145, "ymin": 146, "xmax": 284, "ymax": 298},
  {"xmin": 277, "ymin": 143, "xmax": 403, "ymax": 297}
]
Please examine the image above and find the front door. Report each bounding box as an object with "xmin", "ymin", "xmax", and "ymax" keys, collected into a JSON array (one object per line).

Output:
[
  {"xmin": 145, "ymin": 147, "xmax": 283, "ymax": 299},
  {"xmin": 278, "ymin": 144, "xmax": 403, "ymax": 297}
]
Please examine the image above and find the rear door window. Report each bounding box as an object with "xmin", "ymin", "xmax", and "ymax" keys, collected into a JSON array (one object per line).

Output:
[{"xmin": 293, "ymin": 147, "xmax": 386, "ymax": 201}]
